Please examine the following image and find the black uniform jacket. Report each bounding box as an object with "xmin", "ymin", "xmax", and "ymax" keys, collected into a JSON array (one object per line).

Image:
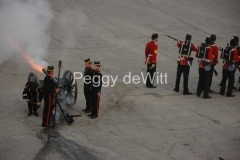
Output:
[{"xmin": 92, "ymin": 71, "xmax": 102, "ymax": 93}]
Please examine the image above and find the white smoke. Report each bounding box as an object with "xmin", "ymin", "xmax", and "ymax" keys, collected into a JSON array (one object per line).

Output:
[{"xmin": 0, "ymin": 0, "xmax": 53, "ymax": 67}]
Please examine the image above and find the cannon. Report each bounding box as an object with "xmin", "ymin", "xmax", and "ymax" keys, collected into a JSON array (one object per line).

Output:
[{"xmin": 27, "ymin": 61, "xmax": 80, "ymax": 126}]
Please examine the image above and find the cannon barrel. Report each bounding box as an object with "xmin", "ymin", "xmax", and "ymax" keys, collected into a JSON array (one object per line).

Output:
[
  {"xmin": 42, "ymin": 68, "xmax": 59, "ymax": 86},
  {"xmin": 42, "ymin": 68, "xmax": 48, "ymax": 76},
  {"xmin": 42, "ymin": 68, "xmax": 62, "ymax": 89}
]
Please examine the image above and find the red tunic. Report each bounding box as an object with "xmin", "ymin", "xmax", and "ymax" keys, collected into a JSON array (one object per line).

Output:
[
  {"xmin": 237, "ymin": 46, "xmax": 240, "ymax": 56},
  {"xmin": 145, "ymin": 41, "xmax": 158, "ymax": 63},
  {"xmin": 195, "ymin": 46, "xmax": 214, "ymax": 68},
  {"xmin": 210, "ymin": 42, "xmax": 219, "ymax": 65},
  {"xmin": 177, "ymin": 41, "xmax": 198, "ymax": 66}
]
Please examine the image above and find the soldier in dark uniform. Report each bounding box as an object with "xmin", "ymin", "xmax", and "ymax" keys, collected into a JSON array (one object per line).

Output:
[
  {"xmin": 196, "ymin": 37, "xmax": 214, "ymax": 99},
  {"xmin": 173, "ymin": 33, "xmax": 198, "ymax": 95},
  {"xmin": 23, "ymin": 81, "xmax": 43, "ymax": 116},
  {"xmin": 88, "ymin": 61, "xmax": 102, "ymax": 119},
  {"xmin": 82, "ymin": 58, "xmax": 94, "ymax": 113},
  {"xmin": 145, "ymin": 33, "xmax": 158, "ymax": 88},
  {"xmin": 208, "ymin": 33, "xmax": 219, "ymax": 93},
  {"xmin": 219, "ymin": 39, "xmax": 239, "ymax": 97},
  {"xmin": 42, "ymin": 66, "xmax": 59, "ymax": 127}
]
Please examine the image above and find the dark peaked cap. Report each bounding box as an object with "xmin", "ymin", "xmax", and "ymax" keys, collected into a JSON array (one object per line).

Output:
[
  {"xmin": 94, "ymin": 61, "xmax": 101, "ymax": 66},
  {"xmin": 47, "ymin": 66, "xmax": 54, "ymax": 71},
  {"xmin": 85, "ymin": 58, "xmax": 91, "ymax": 62}
]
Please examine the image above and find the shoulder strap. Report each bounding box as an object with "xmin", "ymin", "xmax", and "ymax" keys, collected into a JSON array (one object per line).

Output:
[
  {"xmin": 187, "ymin": 43, "xmax": 191, "ymax": 56},
  {"xmin": 229, "ymin": 48, "xmax": 235, "ymax": 61}
]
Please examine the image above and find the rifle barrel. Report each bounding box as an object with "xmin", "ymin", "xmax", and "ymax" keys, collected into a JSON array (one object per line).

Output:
[
  {"xmin": 42, "ymin": 68, "xmax": 59, "ymax": 86},
  {"xmin": 165, "ymin": 35, "xmax": 182, "ymax": 42},
  {"xmin": 165, "ymin": 35, "xmax": 177, "ymax": 41}
]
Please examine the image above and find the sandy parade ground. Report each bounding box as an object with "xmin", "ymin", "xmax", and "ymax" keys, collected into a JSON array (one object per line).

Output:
[{"xmin": 0, "ymin": 0, "xmax": 240, "ymax": 159}]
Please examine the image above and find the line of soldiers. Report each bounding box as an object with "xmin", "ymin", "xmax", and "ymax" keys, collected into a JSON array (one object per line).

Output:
[
  {"xmin": 145, "ymin": 33, "xmax": 240, "ymax": 98},
  {"xmin": 82, "ymin": 59, "xmax": 102, "ymax": 119}
]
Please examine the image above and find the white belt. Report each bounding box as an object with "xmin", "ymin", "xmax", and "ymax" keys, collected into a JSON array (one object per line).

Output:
[{"xmin": 201, "ymin": 58, "xmax": 211, "ymax": 62}]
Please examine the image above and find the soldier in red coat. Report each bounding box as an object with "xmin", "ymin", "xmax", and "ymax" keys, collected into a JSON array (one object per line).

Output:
[
  {"xmin": 208, "ymin": 33, "xmax": 219, "ymax": 93},
  {"xmin": 196, "ymin": 37, "xmax": 214, "ymax": 99},
  {"xmin": 173, "ymin": 33, "xmax": 197, "ymax": 95},
  {"xmin": 232, "ymin": 35, "xmax": 239, "ymax": 89},
  {"xmin": 145, "ymin": 33, "xmax": 158, "ymax": 88},
  {"xmin": 232, "ymin": 35, "xmax": 240, "ymax": 86},
  {"xmin": 220, "ymin": 39, "xmax": 239, "ymax": 97}
]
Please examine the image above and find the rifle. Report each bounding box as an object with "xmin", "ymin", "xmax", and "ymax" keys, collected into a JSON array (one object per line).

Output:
[
  {"xmin": 165, "ymin": 35, "xmax": 182, "ymax": 42},
  {"xmin": 213, "ymin": 69, "xmax": 218, "ymax": 76},
  {"xmin": 218, "ymin": 47, "xmax": 223, "ymax": 51},
  {"xmin": 218, "ymin": 43, "xmax": 229, "ymax": 51}
]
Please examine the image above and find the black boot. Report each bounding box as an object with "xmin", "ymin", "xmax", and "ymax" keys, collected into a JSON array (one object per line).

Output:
[
  {"xmin": 173, "ymin": 88, "xmax": 179, "ymax": 92},
  {"xmin": 208, "ymin": 89, "xmax": 214, "ymax": 93},
  {"xmin": 34, "ymin": 112, "xmax": 39, "ymax": 117},
  {"xmin": 82, "ymin": 108, "xmax": 87, "ymax": 112},
  {"xmin": 183, "ymin": 91, "xmax": 192, "ymax": 95},
  {"xmin": 232, "ymin": 86, "xmax": 237, "ymax": 89},
  {"xmin": 28, "ymin": 112, "xmax": 32, "ymax": 116}
]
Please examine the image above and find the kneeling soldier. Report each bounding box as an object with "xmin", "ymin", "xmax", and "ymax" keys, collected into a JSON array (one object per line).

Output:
[{"xmin": 23, "ymin": 81, "xmax": 43, "ymax": 116}]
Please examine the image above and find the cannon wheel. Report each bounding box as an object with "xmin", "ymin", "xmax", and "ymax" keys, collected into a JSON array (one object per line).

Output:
[
  {"xmin": 28, "ymin": 72, "xmax": 40, "ymax": 85},
  {"xmin": 62, "ymin": 70, "xmax": 78, "ymax": 106}
]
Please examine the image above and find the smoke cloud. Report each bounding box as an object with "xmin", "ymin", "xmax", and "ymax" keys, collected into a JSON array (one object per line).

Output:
[{"xmin": 0, "ymin": 0, "xmax": 54, "ymax": 67}]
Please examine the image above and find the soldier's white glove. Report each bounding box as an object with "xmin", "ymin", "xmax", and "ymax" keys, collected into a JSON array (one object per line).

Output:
[{"xmin": 149, "ymin": 64, "xmax": 155, "ymax": 69}]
